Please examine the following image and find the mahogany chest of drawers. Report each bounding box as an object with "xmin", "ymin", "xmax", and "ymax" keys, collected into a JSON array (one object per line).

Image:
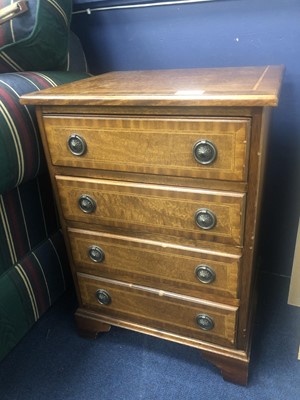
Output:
[{"xmin": 21, "ymin": 66, "xmax": 283, "ymax": 385}]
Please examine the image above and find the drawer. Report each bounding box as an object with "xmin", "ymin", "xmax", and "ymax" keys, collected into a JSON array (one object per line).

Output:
[
  {"xmin": 57, "ymin": 176, "xmax": 246, "ymax": 247},
  {"xmin": 69, "ymin": 228, "xmax": 241, "ymax": 301},
  {"xmin": 77, "ymin": 273, "xmax": 238, "ymax": 347},
  {"xmin": 44, "ymin": 115, "xmax": 250, "ymax": 181}
]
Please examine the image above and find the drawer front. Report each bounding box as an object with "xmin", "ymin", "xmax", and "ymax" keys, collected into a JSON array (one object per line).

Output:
[
  {"xmin": 44, "ymin": 116, "xmax": 250, "ymax": 181},
  {"xmin": 78, "ymin": 273, "xmax": 238, "ymax": 347},
  {"xmin": 69, "ymin": 228, "xmax": 240, "ymax": 300},
  {"xmin": 57, "ymin": 176, "xmax": 246, "ymax": 246}
]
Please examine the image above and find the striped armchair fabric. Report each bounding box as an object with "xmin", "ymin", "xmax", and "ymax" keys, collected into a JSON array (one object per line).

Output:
[{"xmin": 0, "ymin": 71, "xmax": 89, "ymax": 361}]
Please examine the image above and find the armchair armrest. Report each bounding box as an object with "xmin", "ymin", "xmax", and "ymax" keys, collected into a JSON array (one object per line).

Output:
[{"xmin": 0, "ymin": 71, "xmax": 89, "ymax": 194}]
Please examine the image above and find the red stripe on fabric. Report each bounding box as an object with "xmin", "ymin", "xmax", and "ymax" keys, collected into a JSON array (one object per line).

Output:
[
  {"xmin": 20, "ymin": 73, "xmax": 55, "ymax": 90},
  {"xmin": 2, "ymin": 189, "xmax": 29, "ymax": 260},
  {"xmin": 0, "ymin": 28, "xmax": 6, "ymax": 48},
  {"xmin": 22, "ymin": 255, "xmax": 49, "ymax": 316},
  {"xmin": 0, "ymin": 86, "xmax": 36, "ymax": 179},
  {"xmin": 0, "ymin": 61, "xmax": 15, "ymax": 73}
]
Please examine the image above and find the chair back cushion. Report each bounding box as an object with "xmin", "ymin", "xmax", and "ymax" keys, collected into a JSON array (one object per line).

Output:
[{"xmin": 0, "ymin": 0, "xmax": 72, "ymax": 72}]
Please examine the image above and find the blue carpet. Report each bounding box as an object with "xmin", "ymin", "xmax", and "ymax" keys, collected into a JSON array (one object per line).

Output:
[{"xmin": 0, "ymin": 273, "xmax": 299, "ymax": 399}]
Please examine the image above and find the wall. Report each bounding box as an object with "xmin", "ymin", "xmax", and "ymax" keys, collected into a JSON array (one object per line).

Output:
[{"xmin": 71, "ymin": 0, "xmax": 300, "ymax": 277}]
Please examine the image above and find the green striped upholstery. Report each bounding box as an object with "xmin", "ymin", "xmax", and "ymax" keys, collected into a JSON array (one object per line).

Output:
[
  {"xmin": 0, "ymin": 173, "xmax": 60, "ymax": 275},
  {"xmin": 0, "ymin": 71, "xmax": 89, "ymax": 361},
  {"xmin": 0, "ymin": 173, "xmax": 71, "ymax": 361}
]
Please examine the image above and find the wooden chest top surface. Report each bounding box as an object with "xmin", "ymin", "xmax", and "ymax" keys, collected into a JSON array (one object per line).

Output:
[{"xmin": 21, "ymin": 65, "xmax": 284, "ymax": 107}]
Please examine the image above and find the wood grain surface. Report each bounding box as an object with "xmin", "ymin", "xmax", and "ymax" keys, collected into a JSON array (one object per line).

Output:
[
  {"xmin": 56, "ymin": 176, "xmax": 246, "ymax": 246},
  {"xmin": 78, "ymin": 273, "xmax": 238, "ymax": 347},
  {"xmin": 68, "ymin": 228, "xmax": 241, "ymax": 302},
  {"xmin": 21, "ymin": 65, "xmax": 284, "ymax": 107},
  {"xmin": 44, "ymin": 115, "xmax": 250, "ymax": 181}
]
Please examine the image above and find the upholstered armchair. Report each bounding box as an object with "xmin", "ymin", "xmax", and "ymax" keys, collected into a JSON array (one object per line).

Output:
[{"xmin": 0, "ymin": 0, "xmax": 89, "ymax": 361}]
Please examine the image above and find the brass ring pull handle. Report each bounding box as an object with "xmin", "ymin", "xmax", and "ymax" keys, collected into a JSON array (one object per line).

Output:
[
  {"xmin": 195, "ymin": 208, "xmax": 217, "ymax": 230},
  {"xmin": 195, "ymin": 265, "xmax": 216, "ymax": 284},
  {"xmin": 88, "ymin": 246, "xmax": 105, "ymax": 263},
  {"xmin": 193, "ymin": 140, "xmax": 217, "ymax": 165},
  {"xmin": 78, "ymin": 195, "xmax": 97, "ymax": 214},
  {"xmin": 0, "ymin": 1, "xmax": 28, "ymax": 25},
  {"xmin": 67, "ymin": 134, "xmax": 87, "ymax": 156},
  {"xmin": 196, "ymin": 314, "xmax": 215, "ymax": 331},
  {"xmin": 96, "ymin": 289, "xmax": 111, "ymax": 305}
]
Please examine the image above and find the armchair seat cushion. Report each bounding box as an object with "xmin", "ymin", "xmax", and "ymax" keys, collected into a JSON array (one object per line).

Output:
[{"xmin": 0, "ymin": 229, "xmax": 69, "ymax": 361}]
